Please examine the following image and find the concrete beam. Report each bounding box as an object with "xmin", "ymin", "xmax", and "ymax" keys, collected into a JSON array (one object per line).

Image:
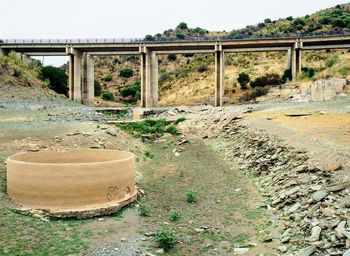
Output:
[
  {"xmin": 215, "ymin": 45, "xmax": 224, "ymax": 107},
  {"xmin": 23, "ymin": 52, "xmax": 67, "ymax": 56},
  {"xmin": 224, "ymin": 47, "xmax": 289, "ymax": 53},
  {"xmin": 154, "ymin": 50, "xmax": 215, "ymax": 55},
  {"xmin": 303, "ymin": 44, "xmax": 350, "ymax": 50},
  {"xmin": 89, "ymin": 51, "xmax": 140, "ymax": 56}
]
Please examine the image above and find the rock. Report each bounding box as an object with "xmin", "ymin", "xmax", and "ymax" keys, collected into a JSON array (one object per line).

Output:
[
  {"xmin": 28, "ymin": 143, "xmax": 40, "ymax": 152},
  {"xmin": 335, "ymin": 221, "xmax": 350, "ymax": 239},
  {"xmin": 288, "ymin": 202, "xmax": 301, "ymax": 213},
  {"xmin": 103, "ymin": 141, "xmax": 116, "ymax": 149},
  {"xmin": 326, "ymin": 184, "xmax": 345, "ymax": 193},
  {"xmin": 295, "ymin": 246, "xmax": 316, "ymax": 256},
  {"xmin": 308, "ymin": 202, "xmax": 321, "ymax": 218},
  {"xmin": 321, "ymin": 207, "xmax": 335, "ymax": 217},
  {"xmin": 312, "ymin": 190, "xmax": 328, "ymax": 202},
  {"xmin": 106, "ymin": 129, "xmax": 118, "ymax": 137},
  {"xmin": 324, "ymin": 162, "xmax": 342, "ymax": 172},
  {"xmin": 344, "ymin": 249, "xmax": 350, "ymax": 256},
  {"xmin": 145, "ymin": 253, "xmax": 156, "ymax": 256},
  {"xmin": 233, "ymin": 247, "xmax": 250, "ymax": 254},
  {"xmin": 285, "ymin": 186, "xmax": 300, "ymax": 196},
  {"xmin": 309, "ymin": 226, "xmax": 322, "ymax": 242},
  {"xmin": 66, "ymin": 131, "xmax": 81, "ymax": 136},
  {"xmin": 278, "ymin": 245, "xmax": 288, "ymax": 252},
  {"xmin": 296, "ymin": 165, "xmax": 308, "ymax": 173}
]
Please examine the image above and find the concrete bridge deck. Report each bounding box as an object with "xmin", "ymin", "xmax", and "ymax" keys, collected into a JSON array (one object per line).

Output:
[{"xmin": 1, "ymin": 34, "xmax": 350, "ymax": 107}]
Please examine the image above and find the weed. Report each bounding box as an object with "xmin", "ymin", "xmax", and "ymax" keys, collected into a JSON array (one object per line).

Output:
[
  {"xmin": 103, "ymin": 74, "xmax": 113, "ymax": 81},
  {"xmin": 170, "ymin": 211, "xmax": 181, "ymax": 222},
  {"xmin": 101, "ymin": 91, "xmax": 114, "ymax": 101},
  {"xmin": 186, "ymin": 189, "xmax": 198, "ymax": 203},
  {"xmin": 175, "ymin": 117, "xmax": 186, "ymax": 125},
  {"xmin": 138, "ymin": 204, "xmax": 151, "ymax": 217},
  {"xmin": 155, "ymin": 230, "xmax": 178, "ymax": 252},
  {"xmin": 144, "ymin": 150, "xmax": 154, "ymax": 159}
]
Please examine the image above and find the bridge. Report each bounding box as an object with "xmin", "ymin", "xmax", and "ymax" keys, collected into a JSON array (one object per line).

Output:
[{"xmin": 1, "ymin": 35, "xmax": 350, "ymax": 107}]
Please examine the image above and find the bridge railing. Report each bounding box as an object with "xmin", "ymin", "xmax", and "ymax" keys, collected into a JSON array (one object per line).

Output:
[{"xmin": 1, "ymin": 30, "xmax": 350, "ymax": 45}]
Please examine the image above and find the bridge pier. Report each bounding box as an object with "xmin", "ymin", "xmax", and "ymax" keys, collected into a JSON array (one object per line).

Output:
[
  {"xmin": 215, "ymin": 44, "xmax": 224, "ymax": 107},
  {"xmin": 0, "ymin": 48, "xmax": 9, "ymax": 56},
  {"xmin": 140, "ymin": 47, "xmax": 158, "ymax": 108},
  {"xmin": 82, "ymin": 53, "xmax": 94, "ymax": 106},
  {"xmin": 291, "ymin": 41, "xmax": 303, "ymax": 80}
]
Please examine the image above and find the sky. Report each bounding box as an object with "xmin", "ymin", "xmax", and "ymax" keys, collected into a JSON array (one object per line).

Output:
[{"xmin": 1, "ymin": 0, "xmax": 348, "ymax": 66}]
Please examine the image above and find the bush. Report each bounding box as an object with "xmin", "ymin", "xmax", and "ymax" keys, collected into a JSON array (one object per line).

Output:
[
  {"xmin": 325, "ymin": 55, "xmax": 339, "ymax": 68},
  {"xmin": 119, "ymin": 68, "xmax": 133, "ymax": 78},
  {"xmin": 332, "ymin": 18, "xmax": 347, "ymax": 28},
  {"xmin": 251, "ymin": 73, "xmax": 282, "ymax": 88},
  {"xmin": 177, "ymin": 22, "xmax": 188, "ymax": 30},
  {"xmin": 264, "ymin": 18, "xmax": 272, "ymax": 23},
  {"xmin": 282, "ymin": 69, "xmax": 292, "ymax": 83},
  {"xmin": 41, "ymin": 66, "xmax": 68, "ymax": 95},
  {"xmin": 167, "ymin": 53, "xmax": 177, "ymax": 61},
  {"xmin": 101, "ymin": 91, "xmax": 115, "ymax": 101},
  {"xmin": 237, "ymin": 72, "xmax": 250, "ymax": 89},
  {"xmin": 159, "ymin": 71, "xmax": 170, "ymax": 83},
  {"xmin": 186, "ymin": 189, "xmax": 197, "ymax": 203},
  {"xmin": 155, "ymin": 230, "xmax": 178, "ymax": 252},
  {"xmin": 286, "ymin": 16, "xmax": 293, "ymax": 21},
  {"xmin": 144, "ymin": 35, "xmax": 155, "ymax": 41},
  {"xmin": 120, "ymin": 80, "xmax": 141, "ymax": 98},
  {"xmin": 13, "ymin": 68, "xmax": 22, "ymax": 77},
  {"xmin": 240, "ymin": 87, "xmax": 269, "ymax": 102},
  {"xmin": 338, "ymin": 66, "xmax": 350, "ymax": 77},
  {"xmin": 176, "ymin": 33, "xmax": 185, "ymax": 39},
  {"xmin": 170, "ymin": 211, "xmax": 181, "ymax": 222},
  {"xmin": 103, "ymin": 74, "xmax": 113, "ymax": 82},
  {"xmin": 301, "ymin": 67, "xmax": 316, "ymax": 78},
  {"xmin": 126, "ymin": 55, "xmax": 139, "ymax": 63},
  {"xmin": 196, "ymin": 64, "xmax": 208, "ymax": 73},
  {"xmin": 94, "ymin": 80, "xmax": 102, "ymax": 96},
  {"xmin": 138, "ymin": 204, "xmax": 151, "ymax": 216}
]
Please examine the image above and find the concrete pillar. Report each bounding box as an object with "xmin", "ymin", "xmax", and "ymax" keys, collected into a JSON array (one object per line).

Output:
[
  {"xmin": 68, "ymin": 54, "xmax": 75, "ymax": 100},
  {"xmin": 21, "ymin": 54, "xmax": 32, "ymax": 65},
  {"xmin": 215, "ymin": 44, "xmax": 224, "ymax": 107},
  {"xmin": 139, "ymin": 47, "xmax": 158, "ymax": 108},
  {"xmin": 287, "ymin": 48, "xmax": 292, "ymax": 70},
  {"xmin": 82, "ymin": 53, "xmax": 94, "ymax": 106},
  {"xmin": 291, "ymin": 40, "xmax": 303, "ymax": 80},
  {"xmin": 73, "ymin": 51, "xmax": 82, "ymax": 102},
  {"xmin": 0, "ymin": 48, "xmax": 9, "ymax": 56}
]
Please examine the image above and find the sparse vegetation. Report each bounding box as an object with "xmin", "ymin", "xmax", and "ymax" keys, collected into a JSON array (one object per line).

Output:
[
  {"xmin": 119, "ymin": 80, "xmax": 141, "ymax": 103},
  {"xmin": 186, "ymin": 189, "xmax": 198, "ymax": 203},
  {"xmin": 103, "ymin": 74, "xmax": 113, "ymax": 82},
  {"xmin": 138, "ymin": 204, "xmax": 151, "ymax": 216},
  {"xmin": 240, "ymin": 87, "xmax": 269, "ymax": 102},
  {"xmin": 237, "ymin": 72, "xmax": 250, "ymax": 89},
  {"xmin": 251, "ymin": 73, "xmax": 282, "ymax": 88},
  {"xmin": 170, "ymin": 211, "xmax": 181, "ymax": 221},
  {"xmin": 325, "ymin": 55, "xmax": 339, "ymax": 68},
  {"xmin": 94, "ymin": 80, "xmax": 102, "ymax": 96},
  {"xmin": 155, "ymin": 230, "xmax": 178, "ymax": 252},
  {"xmin": 119, "ymin": 68, "xmax": 133, "ymax": 78}
]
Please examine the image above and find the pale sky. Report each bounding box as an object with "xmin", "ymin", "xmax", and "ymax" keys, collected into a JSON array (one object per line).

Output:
[{"xmin": 1, "ymin": 0, "xmax": 348, "ymax": 66}]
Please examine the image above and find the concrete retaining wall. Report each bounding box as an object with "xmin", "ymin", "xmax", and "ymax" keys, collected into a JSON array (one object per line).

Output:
[{"xmin": 311, "ymin": 79, "xmax": 347, "ymax": 102}]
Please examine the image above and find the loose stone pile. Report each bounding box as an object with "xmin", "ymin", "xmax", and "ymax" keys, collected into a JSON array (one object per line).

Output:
[{"xmin": 214, "ymin": 124, "xmax": 350, "ymax": 255}]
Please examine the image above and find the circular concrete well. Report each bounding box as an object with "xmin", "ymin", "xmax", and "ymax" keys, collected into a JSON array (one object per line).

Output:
[{"xmin": 7, "ymin": 150, "xmax": 137, "ymax": 218}]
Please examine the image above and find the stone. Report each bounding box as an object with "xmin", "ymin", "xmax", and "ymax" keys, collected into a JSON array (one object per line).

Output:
[
  {"xmin": 335, "ymin": 221, "xmax": 350, "ymax": 239},
  {"xmin": 288, "ymin": 202, "xmax": 301, "ymax": 213},
  {"xmin": 295, "ymin": 246, "xmax": 316, "ymax": 256},
  {"xmin": 28, "ymin": 144, "xmax": 41, "ymax": 152},
  {"xmin": 106, "ymin": 129, "xmax": 118, "ymax": 137},
  {"xmin": 278, "ymin": 245, "xmax": 288, "ymax": 252},
  {"xmin": 309, "ymin": 226, "xmax": 322, "ymax": 242},
  {"xmin": 233, "ymin": 247, "xmax": 250, "ymax": 254},
  {"xmin": 103, "ymin": 142, "xmax": 116, "ymax": 149},
  {"xmin": 312, "ymin": 190, "xmax": 328, "ymax": 202},
  {"xmin": 321, "ymin": 207, "xmax": 335, "ymax": 217},
  {"xmin": 285, "ymin": 186, "xmax": 300, "ymax": 196},
  {"xmin": 344, "ymin": 249, "xmax": 350, "ymax": 256}
]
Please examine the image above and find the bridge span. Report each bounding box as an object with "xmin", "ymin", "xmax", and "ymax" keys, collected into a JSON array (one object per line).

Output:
[{"xmin": 1, "ymin": 35, "xmax": 350, "ymax": 107}]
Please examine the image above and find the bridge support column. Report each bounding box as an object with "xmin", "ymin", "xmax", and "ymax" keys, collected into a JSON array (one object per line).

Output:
[
  {"xmin": 82, "ymin": 53, "xmax": 94, "ymax": 106},
  {"xmin": 215, "ymin": 44, "xmax": 224, "ymax": 107},
  {"xmin": 0, "ymin": 48, "xmax": 9, "ymax": 56},
  {"xmin": 66, "ymin": 47, "xmax": 83, "ymax": 103},
  {"xmin": 140, "ymin": 47, "xmax": 158, "ymax": 108},
  {"xmin": 68, "ymin": 54, "xmax": 75, "ymax": 100},
  {"xmin": 291, "ymin": 40, "xmax": 303, "ymax": 80}
]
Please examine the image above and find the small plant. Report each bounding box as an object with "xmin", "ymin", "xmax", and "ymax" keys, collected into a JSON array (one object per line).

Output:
[
  {"xmin": 237, "ymin": 72, "xmax": 250, "ymax": 89},
  {"xmin": 196, "ymin": 64, "xmax": 208, "ymax": 73},
  {"xmin": 13, "ymin": 68, "xmax": 22, "ymax": 77},
  {"xmin": 325, "ymin": 55, "xmax": 339, "ymax": 68},
  {"xmin": 165, "ymin": 125, "xmax": 180, "ymax": 136},
  {"xmin": 94, "ymin": 80, "xmax": 102, "ymax": 96},
  {"xmin": 170, "ymin": 211, "xmax": 181, "ymax": 222},
  {"xmin": 186, "ymin": 189, "xmax": 198, "ymax": 203},
  {"xmin": 120, "ymin": 68, "xmax": 133, "ymax": 78},
  {"xmin": 155, "ymin": 230, "xmax": 178, "ymax": 252},
  {"xmin": 103, "ymin": 74, "xmax": 113, "ymax": 82},
  {"xmin": 144, "ymin": 150, "xmax": 154, "ymax": 159},
  {"xmin": 251, "ymin": 73, "xmax": 282, "ymax": 88},
  {"xmin": 101, "ymin": 91, "xmax": 115, "ymax": 101},
  {"xmin": 138, "ymin": 204, "xmax": 151, "ymax": 217},
  {"xmin": 167, "ymin": 54, "xmax": 177, "ymax": 61}
]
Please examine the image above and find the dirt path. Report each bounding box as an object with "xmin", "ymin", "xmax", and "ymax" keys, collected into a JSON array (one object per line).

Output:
[{"xmin": 138, "ymin": 139, "xmax": 277, "ymax": 255}]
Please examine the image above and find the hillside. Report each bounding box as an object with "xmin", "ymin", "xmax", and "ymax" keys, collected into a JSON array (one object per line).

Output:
[{"xmin": 93, "ymin": 3, "xmax": 350, "ymax": 107}]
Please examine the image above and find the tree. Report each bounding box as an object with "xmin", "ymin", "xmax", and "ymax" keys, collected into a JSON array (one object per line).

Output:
[
  {"xmin": 177, "ymin": 22, "xmax": 188, "ymax": 30},
  {"xmin": 264, "ymin": 18, "xmax": 272, "ymax": 23},
  {"xmin": 176, "ymin": 33, "xmax": 185, "ymax": 39},
  {"xmin": 144, "ymin": 35, "xmax": 155, "ymax": 41},
  {"xmin": 237, "ymin": 72, "xmax": 250, "ymax": 89},
  {"xmin": 41, "ymin": 66, "xmax": 68, "ymax": 95}
]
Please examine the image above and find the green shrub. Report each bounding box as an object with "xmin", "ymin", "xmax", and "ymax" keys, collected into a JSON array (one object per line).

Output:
[
  {"xmin": 301, "ymin": 67, "xmax": 316, "ymax": 78},
  {"xmin": 13, "ymin": 68, "xmax": 22, "ymax": 77},
  {"xmin": 196, "ymin": 64, "xmax": 208, "ymax": 73},
  {"xmin": 251, "ymin": 73, "xmax": 282, "ymax": 88},
  {"xmin": 138, "ymin": 204, "xmax": 151, "ymax": 216},
  {"xmin": 264, "ymin": 18, "xmax": 272, "ymax": 23},
  {"xmin": 176, "ymin": 33, "xmax": 185, "ymax": 39},
  {"xmin": 159, "ymin": 71, "xmax": 170, "ymax": 83},
  {"xmin": 325, "ymin": 55, "xmax": 339, "ymax": 68},
  {"xmin": 41, "ymin": 66, "xmax": 68, "ymax": 95},
  {"xmin": 165, "ymin": 125, "xmax": 181, "ymax": 136},
  {"xmin": 338, "ymin": 66, "xmax": 350, "ymax": 77},
  {"xmin": 103, "ymin": 74, "xmax": 113, "ymax": 82},
  {"xmin": 282, "ymin": 69, "xmax": 292, "ymax": 83},
  {"xmin": 120, "ymin": 68, "xmax": 133, "ymax": 78},
  {"xmin": 237, "ymin": 72, "xmax": 250, "ymax": 89},
  {"xmin": 240, "ymin": 87, "xmax": 269, "ymax": 102},
  {"xmin": 94, "ymin": 80, "xmax": 102, "ymax": 96},
  {"xmin": 167, "ymin": 54, "xmax": 177, "ymax": 61},
  {"xmin": 126, "ymin": 55, "xmax": 139, "ymax": 63},
  {"xmin": 144, "ymin": 35, "xmax": 155, "ymax": 41},
  {"xmin": 170, "ymin": 211, "xmax": 181, "ymax": 222},
  {"xmin": 186, "ymin": 189, "xmax": 197, "ymax": 203},
  {"xmin": 332, "ymin": 18, "xmax": 347, "ymax": 28},
  {"xmin": 120, "ymin": 80, "xmax": 141, "ymax": 98},
  {"xmin": 176, "ymin": 22, "xmax": 188, "ymax": 30},
  {"xmin": 101, "ymin": 91, "xmax": 115, "ymax": 101},
  {"xmin": 144, "ymin": 150, "xmax": 154, "ymax": 159},
  {"xmin": 155, "ymin": 230, "xmax": 178, "ymax": 252}
]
